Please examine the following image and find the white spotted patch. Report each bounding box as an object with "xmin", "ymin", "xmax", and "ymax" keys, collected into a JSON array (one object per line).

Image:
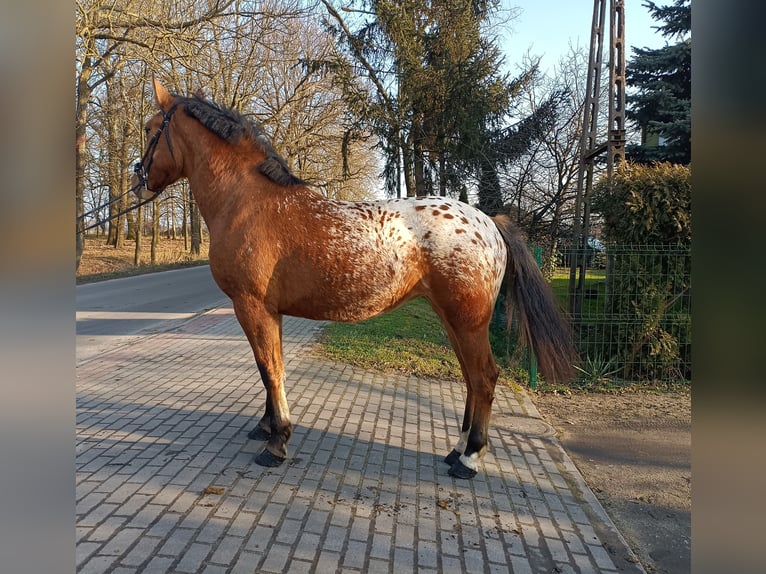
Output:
[
  {"xmin": 454, "ymin": 431, "xmax": 469, "ymax": 454},
  {"xmin": 312, "ymin": 196, "xmax": 507, "ymax": 322},
  {"xmin": 458, "ymin": 451, "xmax": 483, "ymax": 472},
  {"xmin": 404, "ymin": 198, "xmax": 507, "ymax": 293},
  {"xmin": 275, "ymin": 375, "xmax": 290, "ymax": 423}
]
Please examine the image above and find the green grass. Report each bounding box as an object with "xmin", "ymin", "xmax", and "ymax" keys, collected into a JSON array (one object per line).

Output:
[
  {"xmin": 549, "ymin": 268, "xmax": 607, "ymax": 316},
  {"xmin": 317, "ymin": 298, "xmax": 461, "ymax": 381},
  {"xmin": 316, "ymin": 297, "xmax": 526, "ymax": 389}
]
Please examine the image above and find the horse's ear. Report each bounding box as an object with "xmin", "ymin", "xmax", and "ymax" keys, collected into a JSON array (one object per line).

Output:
[{"xmin": 152, "ymin": 77, "xmax": 174, "ymax": 111}]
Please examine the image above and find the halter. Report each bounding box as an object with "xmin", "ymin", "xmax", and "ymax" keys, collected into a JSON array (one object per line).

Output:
[{"xmin": 131, "ymin": 103, "xmax": 180, "ymax": 194}]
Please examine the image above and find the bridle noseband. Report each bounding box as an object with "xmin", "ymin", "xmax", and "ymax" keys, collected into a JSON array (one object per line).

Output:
[{"xmin": 131, "ymin": 103, "xmax": 180, "ymax": 194}]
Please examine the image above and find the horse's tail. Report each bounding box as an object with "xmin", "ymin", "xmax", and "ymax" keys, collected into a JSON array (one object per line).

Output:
[{"xmin": 492, "ymin": 214, "xmax": 578, "ymax": 383}]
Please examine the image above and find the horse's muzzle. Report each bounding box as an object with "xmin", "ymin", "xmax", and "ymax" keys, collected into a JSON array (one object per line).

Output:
[
  {"xmin": 138, "ymin": 187, "xmax": 155, "ymax": 200},
  {"xmin": 129, "ymin": 173, "xmax": 155, "ymax": 200}
]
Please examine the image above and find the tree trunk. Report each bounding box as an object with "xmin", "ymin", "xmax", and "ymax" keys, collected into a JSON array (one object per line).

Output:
[
  {"xmin": 115, "ymin": 109, "xmax": 131, "ymax": 248},
  {"xmin": 412, "ymin": 119, "xmax": 429, "ymax": 197},
  {"xmin": 396, "ymin": 138, "xmax": 402, "ymax": 199},
  {"xmin": 133, "ymin": 204, "xmax": 143, "ymax": 266},
  {"xmin": 115, "ymin": 181, "xmax": 128, "ymax": 247},
  {"xmin": 438, "ymin": 148, "xmax": 447, "ymax": 196},
  {"xmin": 106, "ymin": 78, "xmax": 120, "ymax": 247},
  {"xmin": 151, "ymin": 199, "xmax": 160, "ymax": 265},
  {"xmin": 190, "ymin": 188, "xmax": 201, "ymax": 256},
  {"xmin": 169, "ymin": 193, "xmax": 177, "ymax": 239},
  {"xmin": 182, "ymin": 182, "xmax": 189, "ymax": 251},
  {"xmin": 413, "ymin": 139, "xmax": 427, "ymax": 196},
  {"xmin": 402, "ymin": 130, "xmax": 416, "ymax": 197},
  {"xmin": 126, "ymin": 211, "xmax": 136, "ymax": 241},
  {"xmin": 75, "ymin": 55, "xmax": 94, "ymax": 270},
  {"xmin": 477, "ymin": 157, "xmax": 503, "ymax": 215}
]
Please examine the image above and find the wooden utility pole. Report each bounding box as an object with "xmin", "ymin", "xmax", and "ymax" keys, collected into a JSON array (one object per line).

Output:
[{"xmin": 568, "ymin": 0, "xmax": 626, "ymax": 314}]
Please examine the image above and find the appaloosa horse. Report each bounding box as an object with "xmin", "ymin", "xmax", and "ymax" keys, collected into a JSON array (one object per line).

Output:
[{"xmin": 131, "ymin": 78, "xmax": 576, "ymax": 479}]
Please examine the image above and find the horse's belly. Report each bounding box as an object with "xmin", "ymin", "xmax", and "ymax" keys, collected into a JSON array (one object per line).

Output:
[{"xmin": 282, "ymin": 258, "xmax": 423, "ymax": 323}]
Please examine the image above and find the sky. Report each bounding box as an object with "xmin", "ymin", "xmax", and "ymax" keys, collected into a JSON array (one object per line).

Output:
[{"xmin": 498, "ymin": 0, "xmax": 669, "ymax": 75}]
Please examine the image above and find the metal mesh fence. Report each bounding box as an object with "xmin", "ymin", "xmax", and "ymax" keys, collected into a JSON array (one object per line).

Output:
[{"xmin": 561, "ymin": 244, "xmax": 691, "ymax": 384}]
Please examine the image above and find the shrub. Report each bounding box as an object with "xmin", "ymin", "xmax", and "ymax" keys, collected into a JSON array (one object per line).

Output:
[
  {"xmin": 588, "ymin": 162, "xmax": 691, "ymax": 383},
  {"xmin": 592, "ymin": 161, "xmax": 691, "ymax": 245}
]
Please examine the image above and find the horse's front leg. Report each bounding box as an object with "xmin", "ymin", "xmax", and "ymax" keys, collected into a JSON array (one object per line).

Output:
[
  {"xmin": 233, "ymin": 300, "xmax": 292, "ymax": 467},
  {"xmin": 247, "ymin": 403, "xmax": 272, "ymax": 441}
]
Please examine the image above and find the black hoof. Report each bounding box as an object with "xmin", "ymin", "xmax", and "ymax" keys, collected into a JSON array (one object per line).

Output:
[
  {"xmin": 444, "ymin": 449, "xmax": 461, "ymax": 466},
  {"xmin": 448, "ymin": 459, "xmax": 477, "ymax": 480},
  {"xmin": 248, "ymin": 426, "xmax": 271, "ymax": 440},
  {"xmin": 254, "ymin": 448, "xmax": 286, "ymax": 468}
]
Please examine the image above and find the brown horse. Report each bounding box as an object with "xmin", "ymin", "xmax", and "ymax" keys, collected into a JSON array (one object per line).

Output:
[{"xmin": 131, "ymin": 78, "xmax": 576, "ymax": 479}]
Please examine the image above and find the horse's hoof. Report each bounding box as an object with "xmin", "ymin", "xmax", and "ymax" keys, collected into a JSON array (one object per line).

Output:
[
  {"xmin": 444, "ymin": 449, "xmax": 461, "ymax": 466},
  {"xmin": 254, "ymin": 448, "xmax": 286, "ymax": 468},
  {"xmin": 248, "ymin": 426, "xmax": 271, "ymax": 440},
  {"xmin": 448, "ymin": 459, "xmax": 477, "ymax": 480}
]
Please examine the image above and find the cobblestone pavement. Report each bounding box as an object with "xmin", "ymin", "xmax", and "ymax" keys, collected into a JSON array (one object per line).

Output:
[{"xmin": 76, "ymin": 305, "xmax": 644, "ymax": 574}]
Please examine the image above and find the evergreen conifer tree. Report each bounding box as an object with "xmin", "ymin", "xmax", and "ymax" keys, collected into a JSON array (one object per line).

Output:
[{"xmin": 626, "ymin": 0, "xmax": 690, "ymax": 165}]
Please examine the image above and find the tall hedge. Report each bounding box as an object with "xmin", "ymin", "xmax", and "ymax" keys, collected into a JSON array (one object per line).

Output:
[
  {"xmin": 593, "ymin": 161, "xmax": 691, "ymax": 245},
  {"xmin": 590, "ymin": 162, "xmax": 691, "ymax": 382}
]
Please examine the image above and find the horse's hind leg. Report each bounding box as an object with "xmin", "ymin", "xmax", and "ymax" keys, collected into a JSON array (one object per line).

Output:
[
  {"xmin": 444, "ymin": 397, "xmax": 472, "ymax": 466},
  {"xmin": 438, "ymin": 318, "xmax": 499, "ymax": 480},
  {"xmin": 451, "ymin": 331, "xmax": 498, "ymax": 479},
  {"xmin": 232, "ymin": 300, "xmax": 292, "ymax": 467}
]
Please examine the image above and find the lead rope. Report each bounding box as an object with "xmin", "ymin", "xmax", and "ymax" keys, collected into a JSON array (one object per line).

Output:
[{"xmin": 77, "ymin": 193, "xmax": 158, "ymax": 234}]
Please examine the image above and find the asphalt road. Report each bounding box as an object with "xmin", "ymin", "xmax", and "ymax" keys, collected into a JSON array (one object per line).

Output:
[{"xmin": 76, "ymin": 265, "xmax": 229, "ymax": 363}]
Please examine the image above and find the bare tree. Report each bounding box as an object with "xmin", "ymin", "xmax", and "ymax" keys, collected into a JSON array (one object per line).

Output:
[
  {"xmin": 76, "ymin": 0, "xmax": 236, "ymax": 268},
  {"xmin": 78, "ymin": 0, "xmax": 382, "ymax": 271},
  {"xmin": 502, "ymin": 46, "xmax": 608, "ymax": 272},
  {"xmin": 251, "ymin": 15, "xmax": 379, "ymax": 199}
]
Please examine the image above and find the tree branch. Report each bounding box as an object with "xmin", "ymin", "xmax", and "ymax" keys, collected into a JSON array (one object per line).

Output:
[
  {"xmin": 320, "ymin": 0, "xmax": 393, "ymax": 112},
  {"xmin": 94, "ymin": 0, "xmax": 236, "ymax": 33}
]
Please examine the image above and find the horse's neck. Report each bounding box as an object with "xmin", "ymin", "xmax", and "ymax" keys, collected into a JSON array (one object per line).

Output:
[{"xmin": 183, "ymin": 134, "xmax": 256, "ymax": 226}]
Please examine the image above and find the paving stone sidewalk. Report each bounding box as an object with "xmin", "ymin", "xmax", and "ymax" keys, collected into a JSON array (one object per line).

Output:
[{"xmin": 76, "ymin": 305, "xmax": 644, "ymax": 574}]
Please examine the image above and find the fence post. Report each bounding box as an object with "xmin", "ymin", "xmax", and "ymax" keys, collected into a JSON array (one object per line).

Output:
[{"xmin": 529, "ymin": 246, "xmax": 542, "ymax": 390}]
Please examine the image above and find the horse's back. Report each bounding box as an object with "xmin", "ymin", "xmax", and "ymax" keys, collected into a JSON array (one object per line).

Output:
[
  {"xmin": 316, "ymin": 196, "xmax": 508, "ymax": 321},
  {"xmin": 224, "ymin": 193, "xmax": 508, "ymax": 324}
]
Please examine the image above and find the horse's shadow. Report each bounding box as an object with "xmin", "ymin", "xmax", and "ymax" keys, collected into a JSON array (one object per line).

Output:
[
  {"xmin": 76, "ymin": 362, "xmax": 474, "ymax": 501},
  {"xmin": 76, "ymin": 356, "xmax": 614, "ymax": 572},
  {"xmin": 76, "ymin": 383, "xmax": 485, "ymax": 549}
]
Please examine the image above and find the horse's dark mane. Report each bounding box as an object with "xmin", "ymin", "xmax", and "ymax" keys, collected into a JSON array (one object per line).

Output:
[{"xmin": 177, "ymin": 94, "xmax": 307, "ymax": 187}]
